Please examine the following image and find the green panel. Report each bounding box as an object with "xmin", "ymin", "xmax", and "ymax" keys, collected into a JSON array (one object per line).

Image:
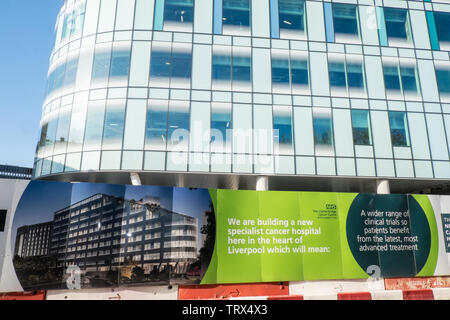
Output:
[
  {"xmin": 376, "ymin": 7, "xmax": 388, "ymax": 46},
  {"xmin": 299, "ymin": 192, "xmax": 344, "ymax": 280}
]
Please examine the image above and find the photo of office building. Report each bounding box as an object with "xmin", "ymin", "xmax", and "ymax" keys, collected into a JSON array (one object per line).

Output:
[
  {"xmin": 32, "ymin": 0, "xmax": 450, "ymax": 195},
  {"xmin": 51, "ymin": 193, "xmax": 198, "ymax": 277},
  {"xmin": 14, "ymin": 222, "xmax": 52, "ymax": 258},
  {"xmin": 11, "ymin": 181, "xmax": 212, "ymax": 290}
]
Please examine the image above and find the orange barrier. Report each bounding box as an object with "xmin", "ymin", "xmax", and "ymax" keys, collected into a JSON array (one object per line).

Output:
[
  {"xmin": 0, "ymin": 291, "xmax": 46, "ymax": 300},
  {"xmin": 337, "ymin": 292, "xmax": 372, "ymax": 300},
  {"xmin": 178, "ymin": 282, "xmax": 289, "ymax": 300},
  {"xmin": 402, "ymin": 289, "xmax": 434, "ymax": 300}
]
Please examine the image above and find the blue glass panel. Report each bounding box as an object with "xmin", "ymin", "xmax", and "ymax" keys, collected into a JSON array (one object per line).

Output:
[
  {"xmin": 383, "ymin": 66, "xmax": 401, "ymax": 91},
  {"xmin": 84, "ymin": 104, "xmax": 105, "ymax": 147},
  {"xmin": 171, "ymin": 52, "xmax": 192, "ymax": 79},
  {"xmin": 400, "ymin": 67, "xmax": 418, "ymax": 93},
  {"xmin": 426, "ymin": 11, "xmax": 440, "ymax": 51},
  {"xmin": 279, "ymin": 0, "xmax": 305, "ymax": 31},
  {"xmin": 290, "ymin": 59, "xmax": 308, "ymax": 85},
  {"xmin": 329, "ymin": 62, "xmax": 346, "ymax": 88},
  {"xmin": 270, "ymin": 0, "xmax": 279, "ymax": 38},
  {"xmin": 145, "ymin": 102, "xmax": 168, "ymax": 150},
  {"xmin": 92, "ymin": 51, "xmax": 112, "ymax": 79},
  {"xmin": 351, "ymin": 109, "xmax": 371, "ymax": 145},
  {"xmin": 434, "ymin": 11, "xmax": 450, "ymax": 43},
  {"xmin": 324, "ymin": 2, "xmax": 335, "ymax": 42},
  {"xmin": 154, "ymin": 0, "xmax": 165, "ymax": 30},
  {"xmin": 333, "ymin": 3, "xmax": 358, "ymax": 35},
  {"xmin": 272, "ymin": 58, "xmax": 290, "ymax": 84},
  {"xmin": 211, "ymin": 106, "xmax": 231, "ymax": 146},
  {"xmin": 232, "ymin": 55, "xmax": 251, "ymax": 82},
  {"xmin": 110, "ymin": 50, "xmax": 131, "ymax": 78},
  {"xmin": 213, "ymin": 0, "xmax": 223, "ymax": 34},
  {"xmin": 150, "ymin": 50, "xmax": 172, "ymax": 78},
  {"xmin": 376, "ymin": 7, "xmax": 388, "ymax": 46},
  {"xmin": 63, "ymin": 60, "xmax": 78, "ymax": 86},
  {"xmin": 436, "ymin": 69, "xmax": 450, "ymax": 94},
  {"xmin": 167, "ymin": 103, "xmax": 190, "ymax": 147},
  {"xmin": 212, "ymin": 54, "xmax": 232, "ymax": 81},
  {"xmin": 223, "ymin": 0, "xmax": 250, "ymax": 28},
  {"xmin": 346, "ymin": 63, "xmax": 364, "ymax": 89},
  {"xmin": 164, "ymin": 0, "xmax": 194, "ymax": 24},
  {"xmin": 313, "ymin": 116, "xmax": 333, "ymax": 146},
  {"xmin": 273, "ymin": 108, "xmax": 293, "ymax": 147},
  {"xmin": 389, "ymin": 112, "xmax": 410, "ymax": 147},
  {"xmin": 103, "ymin": 103, "xmax": 125, "ymax": 147},
  {"xmin": 384, "ymin": 7, "xmax": 408, "ymax": 39}
]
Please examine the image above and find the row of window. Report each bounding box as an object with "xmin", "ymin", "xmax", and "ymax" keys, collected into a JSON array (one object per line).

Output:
[
  {"xmin": 58, "ymin": 0, "xmax": 450, "ymax": 50},
  {"xmin": 46, "ymin": 46, "xmax": 450, "ymax": 100},
  {"xmin": 37, "ymin": 99, "xmax": 413, "ymax": 169}
]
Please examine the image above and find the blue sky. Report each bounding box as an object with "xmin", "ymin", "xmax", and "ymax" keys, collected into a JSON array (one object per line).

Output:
[{"xmin": 0, "ymin": 1, "xmax": 63, "ymax": 168}]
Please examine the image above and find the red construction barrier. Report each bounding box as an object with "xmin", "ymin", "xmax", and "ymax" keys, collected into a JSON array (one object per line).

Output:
[
  {"xmin": 402, "ymin": 289, "xmax": 434, "ymax": 300},
  {"xmin": 0, "ymin": 291, "xmax": 46, "ymax": 300},
  {"xmin": 179, "ymin": 282, "xmax": 289, "ymax": 300},
  {"xmin": 337, "ymin": 292, "xmax": 372, "ymax": 300},
  {"xmin": 267, "ymin": 295, "xmax": 304, "ymax": 300}
]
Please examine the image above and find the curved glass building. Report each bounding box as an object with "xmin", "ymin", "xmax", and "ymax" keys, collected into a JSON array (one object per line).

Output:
[{"xmin": 34, "ymin": 0, "xmax": 450, "ymax": 193}]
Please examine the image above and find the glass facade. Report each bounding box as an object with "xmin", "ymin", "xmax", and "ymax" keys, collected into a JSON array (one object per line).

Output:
[{"xmin": 34, "ymin": 0, "xmax": 450, "ymax": 182}]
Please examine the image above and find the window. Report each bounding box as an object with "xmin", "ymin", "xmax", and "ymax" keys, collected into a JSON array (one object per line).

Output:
[
  {"xmin": 150, "ymin": 44, "xmax": 192, "ymax": 87},
  {"xmin": 110, "ymin": 50, "xmax": 131, "ymax": 78},
  {"xmin": 351, "ymin": 110, "xmax": 372, "ymax": 145},
  {"xmin": 102, "ymin": 102, "xmax": 125, "ymax": 150},
  {"xmin": 328, "ymin": 59, "xmax": 365, "ymax": 96},
  {"xmin": 389, "ymin": 112, "xmax": 410, "ymax": 147},
  {"xmin": 290, "ymin": 59, "xmax": 309, "ymax": 87},
  {"xmin": 313, "ymin": 111, "xmax": 333, "ymax": 146},
  {"xmin": 279, "ymin": 0, "xmax": 305, "ymax": 37},
  {"xmin": 332, "ymin": 4, "xmax": 359, "ymax": 39},
  {"xmin": 223, "ymin": 0, "xmax": 250, "ymax": 33},
  {"xmin": 61, "ymin": 2, "xmax": 86, "ymax": 40},
  {"xmin": 92, "ymin": 50, "xmax": 112, "ymax": 80},
  {"xmin": 84, "ymin": 102, "xmax": 105, "ymax": 150},
  {"xmin": 212, "ymin": 54, "xmax": 232, "ymax": 82},
  {"xmin": 273, "ymin": 106, "xmax": 293, "ymax": 154},
  {"xmin": 164, "ymin": 0, "xmax": 194, "ymax": 30},
  {"xmin": 211, "ymin": 103, "xmax": 232, "ymax": 153},
  {"xmin": 436, "ymin": 68, "xmax": 450, "ymax": 95},
  {"xmin": 384, "ymin": 8, "xmax": 412, "ymax": 44},
  {"xmin": 383, "ymin": 63, "xmax": 420, "ymax": 98},
  {"xmin": 46, "ymin": 59, "xmax": 79, "ymax": 95},
  {"xmin": 272, "ymin": 57, "xmax": 290, "ymax": 86},
  {"xmin": 212, "ymin": 47, "xmax": 251, "ymax": 91},
  {"xmin": 167, "ymin": 101, "xmax": 190, "ymax": 151},
  {"xmin": 434, "ymin": 12, "xmax": 450, "ymax": 49}
]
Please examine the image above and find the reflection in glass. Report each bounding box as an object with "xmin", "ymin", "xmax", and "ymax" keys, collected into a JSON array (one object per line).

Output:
[
  {"xmin": 291, "ymin": 59, "xmax": 309, "ymax": 86},
  {"xmin": 232, "ymin": 55, "xmax": 251, "ymax": 82},
  {"xmin": 436, "ymin": 68, "xmax": 450, "ymax": 94},
  {"xmin": 434, "ymin": 12, "xmax": 450, "ymax": 45},
  {"xmin": 351, "ymin": 110, "xmax": 372, "ymax": 146},
  {"xmin": 92, "ymin": 51, "xmax": 112, "ymax": 80},
  {"xmin": 150, "ymin": 50, "xmax": 172, "ymax": 79},
  {"xmin": 279, "ymin": 0, "xmax": 305, "ymax": 31},
  {"xmin": 103, "ymin": 102, "xmax": 126, "ymax": 150},
  {"xmin": 383, "ymin": 65, "xmax": 401, "ymax": 91},
  {"xmin": 171, "ymin": 52, "xmax": 192, "ymax": 79},
  {"xmin": 54, "ymin": 108, "xmax": 72, "ymax": 154},
  {"xmin": 346, "ymin": 63, "xmax": 364, "ymax": 89},
  {"xmin": 223, "ymin": 0, "xmax": 250, "ymax": 29},
  {"xmin": 110, "ymin": 50, "xmax": 131, "ymax": 78},
  {"xmin": 61, "ymin": 2, "xmax": 86, "ymax": 40},
  {"xmin": 333, "ymin": 4, "xmax": 359, "ymax": 36},
  {"xmin": 313, "ymin": 112, "xmax": 334, "ymax": 146},
  {"xmin": 272, "ymin": 58, "xmax": 290, "ymax": 85},
  {"xmin": 384, "ymin": 8, "xmax": 411, "ymax": 41},
  {"xmin": 329, "ymin": 62, "xmax": 346, "ymax": 88},
  {"xmin": 167, "ymin": 102, "xmax": 190, "ymax": 151},
  {"xmin": 145, "ymin": 101, "xmax": 168, "ymax": 151},
  {"xmin": 400, "ymin": 67, "xmax": 418, "ymax": 94},
  {"xmin": 211, "ymin": 103, "xmax": 232, "ymax": 153},
  {"xmin": 164, "ymin": 0, "xmax": 194, "ymax": 24},
  {"xmin": 212, "ymin": 54, "xmax": 232, "ymax": 81},
  {"xmin": 389, "ymin": 112, "xmax": 410, "ymax": 147},
  {"xmin": 273, "ymin": 106, "xmax": 293, "ymax": 154},
  {"xmin": 84, "ymin": 102, "xmax": 106, "ymax": 151}
]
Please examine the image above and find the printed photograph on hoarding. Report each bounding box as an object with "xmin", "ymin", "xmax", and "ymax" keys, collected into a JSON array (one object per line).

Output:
[{"xmin": 11, "ymin": 180, "xmax": 214, "ymax": 291}]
